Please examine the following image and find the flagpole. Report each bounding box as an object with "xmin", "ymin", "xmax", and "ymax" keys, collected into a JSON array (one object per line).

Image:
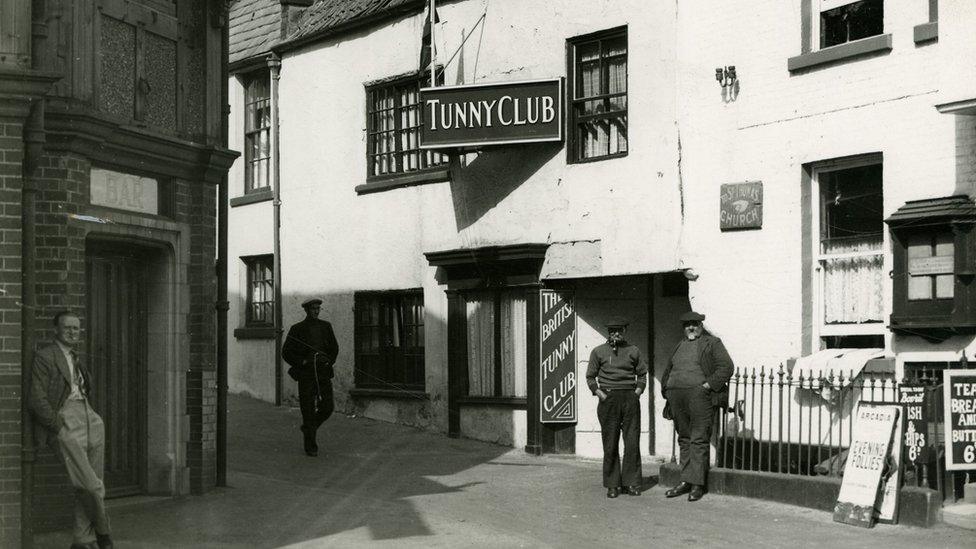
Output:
[{"xmin": 429, "ymin": 0, "xmax": 436, "ymax": 87}]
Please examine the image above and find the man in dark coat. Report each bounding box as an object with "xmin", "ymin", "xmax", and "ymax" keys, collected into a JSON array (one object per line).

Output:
[
  {"xmin": 282, "ymin": 298, "xmax": 338, "ymax": 457},
  {"xmin": 29, "ymin": 311, "xmax": 113, "ymax": 549},
  {"xmin": 661, "ymin": 311, "xmax": 734, "ymax": 501},
  {"xmin": 586, "ymin": 317, "xmax": 648, "ymax": 499}
]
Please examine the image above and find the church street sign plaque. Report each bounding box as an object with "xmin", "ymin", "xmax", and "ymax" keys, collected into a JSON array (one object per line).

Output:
[
  {"xmin": 540, "ymin": 289, "xmax": 577, "ymax": 423},
  {"xmin": 420, "ymin": 79, "xmax": 563, "ymax": 149}
]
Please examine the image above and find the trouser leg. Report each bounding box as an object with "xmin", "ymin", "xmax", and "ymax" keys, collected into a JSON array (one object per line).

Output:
[
  {"xmin": 620, "ymin": 390, "xmax": 642, "ymax": 487},
  {"xmin": 297, "ymin": 373, "xmax": 317, "ymax": 431},
  {"xmin": 670, "ymin": 388, "xmax": 693, "ymax": 480},
  {"xmin": 676, "ymin": 386, "xmax": 714, "ymax": 486},
  {"xmin": 58, "ymin": 401, "xmax": 110, "ymax": 544},
  {"xmin": 597, "ymin": 393, "xmax": 623, "ymax": 488},
  {"xmin": 313, "ymin": 377, "xmax": 335, "ymax": 430}
]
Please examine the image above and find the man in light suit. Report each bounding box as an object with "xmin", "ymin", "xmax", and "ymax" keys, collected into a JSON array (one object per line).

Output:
[{"xmin": 29, "ymin": 311, "xmax": 113, "ymax": 549}]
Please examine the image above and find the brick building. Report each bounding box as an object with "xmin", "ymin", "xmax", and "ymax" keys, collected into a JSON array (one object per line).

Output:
[
  {"xmin": 224, "ymin": 0, "xmax": 975, "ymax": 472},
  {"xmin": 0, "ymin": 1, "xmax": 236, "ymax": 545}
]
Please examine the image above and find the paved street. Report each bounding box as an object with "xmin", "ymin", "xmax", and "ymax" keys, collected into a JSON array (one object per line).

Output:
[{"xmin": 37, "ymin": 395, "xmax": 973, "ymax": 548}]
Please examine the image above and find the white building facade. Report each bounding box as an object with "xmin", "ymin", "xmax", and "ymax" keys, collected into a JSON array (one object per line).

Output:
[{"xmin": 226, "ymin": 0, "xmax": 976, "ymax": 461}]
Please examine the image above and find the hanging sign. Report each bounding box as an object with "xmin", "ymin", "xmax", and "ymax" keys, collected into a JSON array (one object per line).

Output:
[
  {"xmin": 898, "ymin": 385, "xmax": 930, "ymax": 466},
  {"xmin": 944, "ymin": 369, "xmax": 976, "ymax": 471},
  {"xmin": 540, "ymin": 289, "xmax": 577, "ymax": 423},
  {"xmin": 720, "ymin": 181, "xmax": 763, "ymax": 230},
  {"xmin": 833, "ymin": 403, "xmax": 900, "ymax": 528},
  {"xmin": 420, "ymin": 78, "xmax": 563, "ymax": 149}
]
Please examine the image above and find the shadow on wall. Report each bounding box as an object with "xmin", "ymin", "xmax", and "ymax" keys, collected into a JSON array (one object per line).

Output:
[
  {"xmin": 449, "ymin": 142, "xmax": 562, "ymax": 230},
  {"xmin": 954, "ymin": 115, "xmax": 976, "ymax": 197}
]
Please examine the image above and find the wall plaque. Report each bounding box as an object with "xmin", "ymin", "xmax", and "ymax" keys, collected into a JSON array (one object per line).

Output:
[
  {"xmin": 720, "ymin": 181, "xmax": 763, "ymax": 231},
  {"xmin": 90, "ymin": 168, "xmax": 159, "ymax": 215}
]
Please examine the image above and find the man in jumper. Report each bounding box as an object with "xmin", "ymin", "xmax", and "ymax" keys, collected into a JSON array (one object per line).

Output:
[{"xmin": 586, "ymin": 317, "xmax": 648, "ymax": 498}]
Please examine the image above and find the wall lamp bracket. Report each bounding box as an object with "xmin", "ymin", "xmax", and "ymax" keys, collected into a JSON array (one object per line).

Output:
[{"xmin": 715, "ymin": 65, "xmax": 737, "ymax": 88}]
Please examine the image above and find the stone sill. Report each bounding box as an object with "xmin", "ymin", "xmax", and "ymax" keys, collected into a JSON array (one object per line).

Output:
[
  {"xmin": 788, "ymin": 34, "xmax": 892, "ymax": 72},
  {"xmin": 913, "ymin": 22, "xmax": 938, "ymax": 44},
  {"xmin": 356, "ymin": 168, "xmax": 451, "ymax": 195},
  {"xmin": 230, "ymin": 188, "xmax": 273, "ymax": 207},
  {"xmin": 233, "ymin": 326, "xmax": 275, "ymax": 340},
  {"xmin": 348, "ymin": 388, "xmax": 429, "ymax": 400}
]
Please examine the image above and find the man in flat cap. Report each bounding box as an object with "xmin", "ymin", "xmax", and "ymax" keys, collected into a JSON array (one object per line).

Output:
[
  {"xmin": 282, "ymin": 298, "xmax": 339, "ymax": 456},
  {"xmin": 586, "ymin": 317, "xmax": 648, "ymax": 498},
  {"xmin": 661, "ymin": 311, "xmax": 733, "ymax": 501}
]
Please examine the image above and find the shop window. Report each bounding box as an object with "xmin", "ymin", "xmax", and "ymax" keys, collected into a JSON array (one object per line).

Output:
[
  {"xmin": 244, "ymin": 72, "xmax": 271, "ymax": 193},
  {"xmin": 244, "ymin": 255, "xmax": 274, "ymax": 326},
  {"xmin": 813, "ymin": 159, "xmax": 885, "ymax": 344},
  {"xmin": 567, "ymin": 27, "xmax": 627, "ymax": 163},
  {"xmin": 354, "ymin": 290, "xmax": 425, "ymax": 390},
  {"xmin": 818, "ymin": 0, "xmax": 884, "ymax": 49},
  {"xmin": 366, "ymin": 74, "xmax": 448, "ymax": 179},
  {"xmin": 464, "ymin": 290, "xmax": 528, "ymax": 398}
]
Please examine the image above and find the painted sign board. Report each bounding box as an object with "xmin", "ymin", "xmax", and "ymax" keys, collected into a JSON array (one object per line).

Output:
[
  {"xmin": 898, "ymin": 385, "xmax": 930, "ymax": 466},
  {"xmin": 875, "ymin": 405, "xmax": 903, "ymax": 524},
  {"xmin": 420, "ymin": 78, "xmax": 563, "ymax": 149},
  {"xmin": 719, "ymin": 181, "xmax": 763, "ymax": 230},
  {"xmin": 90, "ymin": 168, "xmax": 159, "ymax": 215},
  {"xmin": 944, "ymin": 369, "xmax": 976, "ymax": 471},
  {"xmin": 833, "ymin": 403, "xmax": 900, "ymax": 528},
  {"xmin": 908, "ymin": 255, "xmax": 953, "ymax": 276},
  {"xmin": 539, "ymin": 289, "xmax": 577, "ymax": 423}
]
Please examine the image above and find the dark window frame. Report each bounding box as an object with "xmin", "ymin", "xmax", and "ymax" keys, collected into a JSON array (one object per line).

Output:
[
  {"xmin": 354, "ymin": 289, "xmax": 426, "ymax": 391},
  {"xmin": 243, "ymin": 254, "xmax": 274, "ymax": 327},
  {"xmin": 459, "ymin": 287, "xmax": 530, "ymax": 399},
  {"xmin": 818, "ymin": 0, "xmax": 884, "ymax": 49},
  {"xmin": 365, "ymin": 72, "xmax": 448, "ymax": 182},
  {"xmin": 243, "ymin": 71, "xmax": 271, "ymax": 194},
  {"xmin": 566, "ymin": 26, "xmax": 628, "ymax": 165}
]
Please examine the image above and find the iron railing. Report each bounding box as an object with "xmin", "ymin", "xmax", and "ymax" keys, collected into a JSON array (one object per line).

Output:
[{"xmin": 669, "ymin": 360, "xmax": 974, "ymax": 502}]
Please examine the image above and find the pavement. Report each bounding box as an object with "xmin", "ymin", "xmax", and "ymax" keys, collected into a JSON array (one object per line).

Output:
[{"xmin": 36, "ymin": 394, "xmax": 975, "ymax": 548}]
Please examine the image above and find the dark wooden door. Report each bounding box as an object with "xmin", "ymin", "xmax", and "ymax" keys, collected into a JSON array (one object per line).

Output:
[{"xmin": 87, "ymin": 246, "xmax": 148, "ymax": 498}]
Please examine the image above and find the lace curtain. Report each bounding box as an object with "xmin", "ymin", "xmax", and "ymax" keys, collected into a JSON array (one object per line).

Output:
[
  {"xmin": 822, "ymin": 237, "xmax": 884, "ymax": 324},
  {"xmin": 466, "ymin": 291, "xmax": 527, "ymax": 397}
]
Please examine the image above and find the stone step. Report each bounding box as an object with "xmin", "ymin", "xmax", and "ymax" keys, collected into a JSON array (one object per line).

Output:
[{"xmin": 942, "ymin": 503, "xmax": 976, "ymax": 530}]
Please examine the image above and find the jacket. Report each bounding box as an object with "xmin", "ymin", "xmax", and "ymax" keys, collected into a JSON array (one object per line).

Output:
[
  {"xmin": 282, "ymin": 318, "xmax": 339, "ymax": 379},
  {"xmin": 28, "ymin": 343, "xmax": 93, "ymax": 449},
  {"xmin": 661, "ymin": 333, "xmax": 734, "ymax": 407}
]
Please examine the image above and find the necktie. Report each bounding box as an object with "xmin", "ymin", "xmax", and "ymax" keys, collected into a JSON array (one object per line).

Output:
[{"xmin": 69, "ymin": 350, "xmax": 84, "ymax": 394}]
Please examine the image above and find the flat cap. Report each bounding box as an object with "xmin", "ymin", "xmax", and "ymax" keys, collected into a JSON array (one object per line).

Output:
[
  {"xmin": 605, "ymin": 317, "xmax": 629, "ymax": 328},
  {"xmin": 301, "ymin": 298, "xmax": 323, "ymax": 308},
  {"xmin": 679, "ymin": 311, "xmax": 705, "ymax": 323}
]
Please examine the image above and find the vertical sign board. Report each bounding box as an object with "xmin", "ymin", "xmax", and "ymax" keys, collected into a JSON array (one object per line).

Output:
[
  {"xmin": 943, "ymin": 369, "xmax": 976, "ymax": 471},
  {"xmin": 540, "ymin": 290, "xmax": 577, "ymax": 423},
  {"xmin": 875, "ymin": 407, "xmax": 903, "ymax": 524},
  {"xmin": 833, "ymin": 403, "xmax": 900, "ymax": 528},
  {"xmin": 719, "ymin": 181, "xmax": 763, "ymax": 231},
  {"xmin": 898, "ymin": 385, "xmax": 930, "ymax": 466}
]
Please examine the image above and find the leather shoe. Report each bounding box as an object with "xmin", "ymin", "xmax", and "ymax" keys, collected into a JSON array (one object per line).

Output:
[
  {"xmin": 624, "ymin": 485, "xmax": 641, "ymax": 496},
  {"xmin": 301, "ymin": 426, "xmax": 318, "ymax": 457},
  {"xmin": 606, "ymin": 487, "xmax": 620, "ymax": 498},
  {"xmin": 688, "ymin": 485, "xmax": 705, "ymax": 501},
  {"xmin": 97, "ymin": 534, "xmax": 114, "ymax": 549},
  {"xmin": 665, "ymin": 482, "xmax": 693, "ymax": 498}
]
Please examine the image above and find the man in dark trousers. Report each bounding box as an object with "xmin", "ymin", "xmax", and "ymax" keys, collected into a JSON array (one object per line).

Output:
[
  {"xmin": 282, "ymin": 298, "xmax": 339, "ymax": 457},
  {"xmin": 661, "ymin": 311, "xmax": 734, "ymax": 501},
  {"xmin": 586, "ymin": 317, "xmax": 648, "ymax": 499},
  {"xmin": 29, "ymin": 311, "xmax": 113, "ymax": 549}
]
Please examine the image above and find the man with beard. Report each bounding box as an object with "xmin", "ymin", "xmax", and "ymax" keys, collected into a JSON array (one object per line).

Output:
[
  {"xmin": 586, "ymin": 317, "xmax": 647, "ymax": 498},
  {"xmin": 282, "ymin": 298, "xmax": 339, "ymax": 457},
  {"xmin": 661, "ymin": 311, "xmax": 733, "ymax": 502}
]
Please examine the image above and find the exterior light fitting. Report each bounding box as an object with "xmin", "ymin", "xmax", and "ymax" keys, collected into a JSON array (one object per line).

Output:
[{"xmin": 716, "ymin": 65, "xmax": 737, "ymax": 88}]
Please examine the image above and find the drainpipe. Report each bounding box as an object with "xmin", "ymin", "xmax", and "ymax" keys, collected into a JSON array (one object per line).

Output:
[
  {"xmin": 215, "ymin": 7, "xmax": 230, "ymax": 488},
  {"xmin": 268, "ymin": 53, "xmax": 283, "ymax": 406},
  {"xmin": 20, "ymin": 98, "xmax": 43, "ymax": 549}
]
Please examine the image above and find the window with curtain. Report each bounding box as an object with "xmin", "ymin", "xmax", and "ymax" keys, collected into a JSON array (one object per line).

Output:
[
  {"xmin": 818, "ymin": 0, "xmax": 884, "ymax": 49},
  {"xmin": 568, "ymin": 27, "xmax": 627, "ymax": 163},
  {"xmin": 244, "ymin": 255, "xmax": 273, "ymax": 326},
  {"xmin": 464, "ymin": 290, "xmax": 527, "ymax": 398},
  {"xmin": 907, "ymin": 232, "xmax": 954, "ymax": 300},
  {"xmin": 817, "ymin": 163, "xmax": 884, "ymax": 330},
  {"xmin": 244, "ymin": 72, "xmax": 271, "ymax": 193},
  {"xmin": 366, "ymin": 74, "xmax": 448, "ymax": 179},
  {"xmin": 354, "ymin": 290, "xmax": 425, "ymax": 390}
]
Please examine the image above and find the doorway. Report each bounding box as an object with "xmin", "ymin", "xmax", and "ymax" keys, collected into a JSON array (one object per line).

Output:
[{"xmin": 86, "ymin": 243, "xmax": 149, "ymax": 497}]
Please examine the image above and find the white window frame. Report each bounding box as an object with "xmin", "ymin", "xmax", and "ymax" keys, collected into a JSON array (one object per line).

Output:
[
  {"xmin": 812, "ymin": 0, "xmax": 885, "ymax": 52},
  {"xmin": 810, "ymin": 155, "xmax": 889, "ymax": 346}
]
